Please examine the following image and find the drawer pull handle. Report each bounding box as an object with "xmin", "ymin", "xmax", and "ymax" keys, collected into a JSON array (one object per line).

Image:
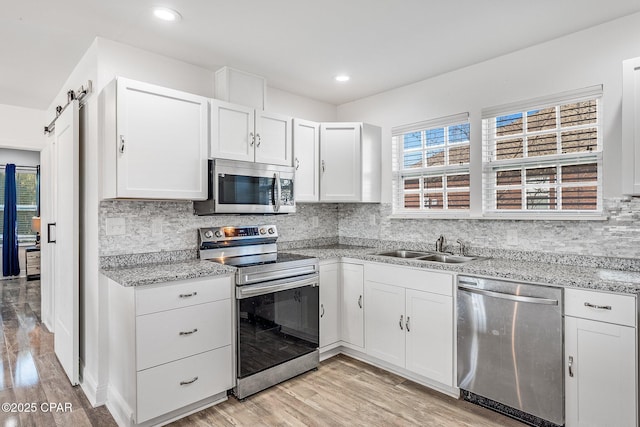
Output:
[
  {"xmin": 179, "ymin": 328, "xmax": 198, "ymax": 336},
  {"xmin": 358, "ymin": 295, "xmax": 362, "ymax": 309},
  {"xmin": 179, "ymin": 376, "xmax": 199, "ymax": 386},
  {"xmin": 179, "ymin": 292, "xmax": 198, "ymax": 298},
  {"xmin": 584, "ymin": 302, "xmax": 612, "ymax": 310},
  {"xmin": 399, "ymin": 315, "xmax": 403, "ymax": 330}
]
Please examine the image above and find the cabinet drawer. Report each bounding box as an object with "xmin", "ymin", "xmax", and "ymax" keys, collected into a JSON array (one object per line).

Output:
[
  {"xmin": 136, "ymin": 275, "xmax": 232, "ymax": 315},
  {"xmin": 136, "ymin": 346, "xmax": 233, "ymax": 423},
  {"xmin": 364, "ymin": 263, "xmax": 453, "ymax": 296},
  {"xmin": 565, "ymin": 288, "xmax": 636, "ymax": 327},
  {"xmin": 137, "ymin": 300, "xmax": 231, "ymax": 370},
  {"xmin": 26, "ymin": 252, "xmax": 40, "ymax": 262}
]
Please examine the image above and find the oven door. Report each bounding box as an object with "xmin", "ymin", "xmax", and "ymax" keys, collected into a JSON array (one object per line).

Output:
[
  {"xmin": 236, "ymin": 274, "xmax": 319, "ymax": 379},
  {"xmin": 214, "ymin": 159, "xmax": 295, "ymax": 214}
]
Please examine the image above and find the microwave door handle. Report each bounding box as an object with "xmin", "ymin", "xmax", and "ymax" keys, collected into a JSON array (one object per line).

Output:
[{"xmin": 273, "ymin": 172, "xmax": 281, "ymax": 212}]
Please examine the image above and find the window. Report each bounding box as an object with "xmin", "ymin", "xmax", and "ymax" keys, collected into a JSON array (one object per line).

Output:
[
  {"xmin": 392, "ymin": 113, "xmax": 470, "ymax": 214},
  {"xmin": 0, "ymin": 166, "xmax": 39, "ymax": 244},
  {"xmin": 482, "ymin": 86, "xmax": 602, "ymax": 216}
]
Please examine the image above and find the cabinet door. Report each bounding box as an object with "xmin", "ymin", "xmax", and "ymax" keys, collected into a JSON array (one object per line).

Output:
[
  {"xmin": 364, "ymin": 281, "xmax": 405, "ymax": 367},
  {"xmin": 293, "ymin": 119, "xmax": 320, "ymax": 202},
  {"xmin": 623, "ymin": 57, "xmax": 640, "ymax": 195},
  {"xmin": 405, "ymin": 289, "xmax": 453, "ymax": 386},
  {"xmin": 210, "ymin": 99, "xmax": 255, "ymax": 162},
  {"xmin": 255, "ymin": 111, "xmax": 292, "ymax": 166},
  {"xmin": 320, "ymin": 123, "xmax": 362, "ymax": 201},
  {"xmin": 319, "ymin": 263, "xmax": 340, "ymax": 348},
  {"xmin": 565, "ymin": 316, "xmax": 636, "ymax": 427},
  {"xmin": 116, "ymin": 78, "xmax": 208, "ymax": 200},
  {"xmin": 341, "ymin": 263, "xmax": 364, "ymax": 348}
]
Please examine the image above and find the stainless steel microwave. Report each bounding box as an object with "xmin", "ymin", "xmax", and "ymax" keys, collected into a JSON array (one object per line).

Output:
[{"xmin": 193, "ymin": 159, "xmax": 295, "ymax": 215}]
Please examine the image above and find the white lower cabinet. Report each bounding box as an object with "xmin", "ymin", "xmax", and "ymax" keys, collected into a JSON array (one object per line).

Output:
[
  {"xmin": 319, "ymin": 261, "xmax": 340, "ymax": 349},
  {"xmin": 341, "ymin": 262, "xmax": 365, "ymax": 349},
  {"xmin": 107, "ymin": 275, "xmax": 234, "ymax": 426},
  {"xmin": 364, "ymin": 263, "xmax": 454, "ymax": 387},
  {"xmin": 565, "ymin": 289, "xmax": 637, "ymax": 427}
]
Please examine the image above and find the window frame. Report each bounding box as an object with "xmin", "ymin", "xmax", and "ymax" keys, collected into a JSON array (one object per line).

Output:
[
  {"xmin": 0, "ymin": 166, "xmax": 39, "ymax": 244},
  {"xmin": 481, "ymin": 85, "xmax": 603, "ymax": 218},
  {"xmin": 392, "ymin": 113, "xmax": 471, "ymax": 216}
]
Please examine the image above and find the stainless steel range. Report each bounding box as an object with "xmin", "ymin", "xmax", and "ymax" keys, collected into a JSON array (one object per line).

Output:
[{"xmin": 199, "ymin": 225, "xmax": 319, "ymax": 400}]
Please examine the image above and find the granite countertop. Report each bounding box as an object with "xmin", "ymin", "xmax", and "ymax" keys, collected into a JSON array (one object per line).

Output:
[
  {"xmin": 101, "ymin": 259, "xmax": 236, "ymax": 287},
  {"xmin": 284, "ymin": 245, "xmax": 640, "ymax": 295},
  {"xmin": 102, "ymin": 244, "xmax": 640, "ymax": 294}
]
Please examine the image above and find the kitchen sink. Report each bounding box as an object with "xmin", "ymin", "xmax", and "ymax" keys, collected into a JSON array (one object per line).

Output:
[
  {"xmin": 374, "ymin": 250, "xmax": 430, "ymax": 258},
  {"xmin": 416, "ymin": 253, "xmax": 478, "ymax": 263},
  {"xmin": 374, "ymin": 250, "xmax": 480, "ymax": 264}
]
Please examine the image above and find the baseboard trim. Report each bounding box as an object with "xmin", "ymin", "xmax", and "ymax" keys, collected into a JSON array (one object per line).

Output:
[
  {"xmin": 321, "ymin": 344, "xmax": 460, "ymax": 399},
  {"xmin": 80, "ymin": 363, "xmax": 108, "ymax": 406}
]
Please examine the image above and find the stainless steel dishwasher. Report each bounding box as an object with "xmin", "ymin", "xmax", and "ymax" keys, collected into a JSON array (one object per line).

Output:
[{"xmin": 457, "ymin": 275, "xmax": 563, "ymax": 426}]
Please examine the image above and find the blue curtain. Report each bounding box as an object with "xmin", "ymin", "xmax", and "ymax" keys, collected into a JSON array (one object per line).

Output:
[{"xmin": 3, "ymin": 164, "xmax": 20, "ymax": 276}]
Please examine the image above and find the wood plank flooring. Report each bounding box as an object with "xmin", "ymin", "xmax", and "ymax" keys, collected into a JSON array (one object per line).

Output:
[
  {"xmin": 173, "ymin": 355, "xmax": 526, "ymax": 427},
  {"xmin": 0, "ymin": 277, "xmax": 525, "ymax": 426},
  {"xmin": 0, "ymin": 278, "xmax": 116, "ymax": 427}
]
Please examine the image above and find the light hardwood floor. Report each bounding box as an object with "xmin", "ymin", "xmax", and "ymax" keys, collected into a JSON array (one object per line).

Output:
[
  {"xmin": 172, "ymin": 354, "xmax": 526, "ymax": 427},
  {"xmin": 0, "ymin": 277, "xmax": 524, "ymax": 426}
]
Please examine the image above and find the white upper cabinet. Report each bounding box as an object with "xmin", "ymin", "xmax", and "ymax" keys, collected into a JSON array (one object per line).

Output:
[
  {"xmin": 100, "ymin": 77, "xmax": 208, "ymax": 200},
  {"xmin": 293, "ymin": 119, "xmax": 320, "ymax": 202},
  {"xmin": 210, "ymin": 100, "xmax": 255, "ymax": 162},
  {"xmin": 210, "ymin": 99, "xmax": 292, "ymax": 166},
  {"xmin": 623, "ymin": 57, "xmax": 640, "ymax": 195},
  {"xmin": 320, "ymin": 122, "xmax": 381, "ymax": 202},
  {"xmin": 255, "ymin": 111, "xmax": 293, "ymax": 165}
]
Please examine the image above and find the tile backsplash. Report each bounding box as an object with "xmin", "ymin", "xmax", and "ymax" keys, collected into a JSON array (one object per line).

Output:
[
  {"xmin": 338, "ymin": 198, "xmax": 640, "ymax": 259},
  {"xmin": 99, "ymin": 200, "xmax": 338, "ymax": 256},
  {"xmin": 99, "ymin": 197, "xmax": 640, "ymax": 260}
]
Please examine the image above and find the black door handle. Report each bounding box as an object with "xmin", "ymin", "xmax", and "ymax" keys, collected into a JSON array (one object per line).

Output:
[{"xmin": 47, "ymin": 223, "xmax": 56, "ymax": 243}]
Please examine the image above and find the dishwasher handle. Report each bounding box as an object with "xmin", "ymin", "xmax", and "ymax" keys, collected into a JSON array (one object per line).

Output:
[{"xmin": 458, "ymin": 284, "xmax": 559, "ymax": 306}]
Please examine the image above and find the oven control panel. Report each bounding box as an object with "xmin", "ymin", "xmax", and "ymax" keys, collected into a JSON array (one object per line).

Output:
[{"xmin": 199, "ymin": 225, "xmax": 278, "ymax": 244}]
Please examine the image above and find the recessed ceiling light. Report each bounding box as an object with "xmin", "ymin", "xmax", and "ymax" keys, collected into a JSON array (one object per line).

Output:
[
  {"xmin": 153, "ymin": 7, "xmax": 181, "ymax": 22},
  {"xmin": 335, "ymin": 75, "xmax": 350, "ymax": 82}
]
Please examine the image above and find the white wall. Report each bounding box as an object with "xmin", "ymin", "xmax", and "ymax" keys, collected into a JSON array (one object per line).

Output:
[
  {"xmin": 337, "ymin": 11, "xmax": 640, "ymax": 203},
  {"xmin": 0, "ymin": 104, "xmax": 46, "ymax": 151},
  {"xmin": 267, "ymin": 87, "xmax": 337, "ymax": 122}
]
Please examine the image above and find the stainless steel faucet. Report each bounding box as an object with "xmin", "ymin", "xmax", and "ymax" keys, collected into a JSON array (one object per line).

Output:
[
  {"xmin": 457, "ymin": 239, "xmax": 466, "ymax": 256},
  {"xmin": 435, "ymin": 235, "xmax": 445, "ymax": 252}
]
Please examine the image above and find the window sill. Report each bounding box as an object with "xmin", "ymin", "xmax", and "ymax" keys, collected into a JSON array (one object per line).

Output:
[
  {"xmin": 390, "ymin": 212, "xmax": 471, "ymax": 220},
  {"xmin": 390, "ymin": 212, "xmax": 609, "ymax": 221}
]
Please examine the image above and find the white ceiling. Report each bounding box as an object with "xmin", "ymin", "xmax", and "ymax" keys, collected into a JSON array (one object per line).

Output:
[{"xmin": 3, "ymin": 0, "xmax": 640, "ymax": 110}]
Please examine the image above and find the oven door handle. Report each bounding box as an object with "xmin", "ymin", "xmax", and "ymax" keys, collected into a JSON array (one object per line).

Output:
[{"xmin": 237, "ymin": 275, "xmax": 318, "ymax": 299}]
